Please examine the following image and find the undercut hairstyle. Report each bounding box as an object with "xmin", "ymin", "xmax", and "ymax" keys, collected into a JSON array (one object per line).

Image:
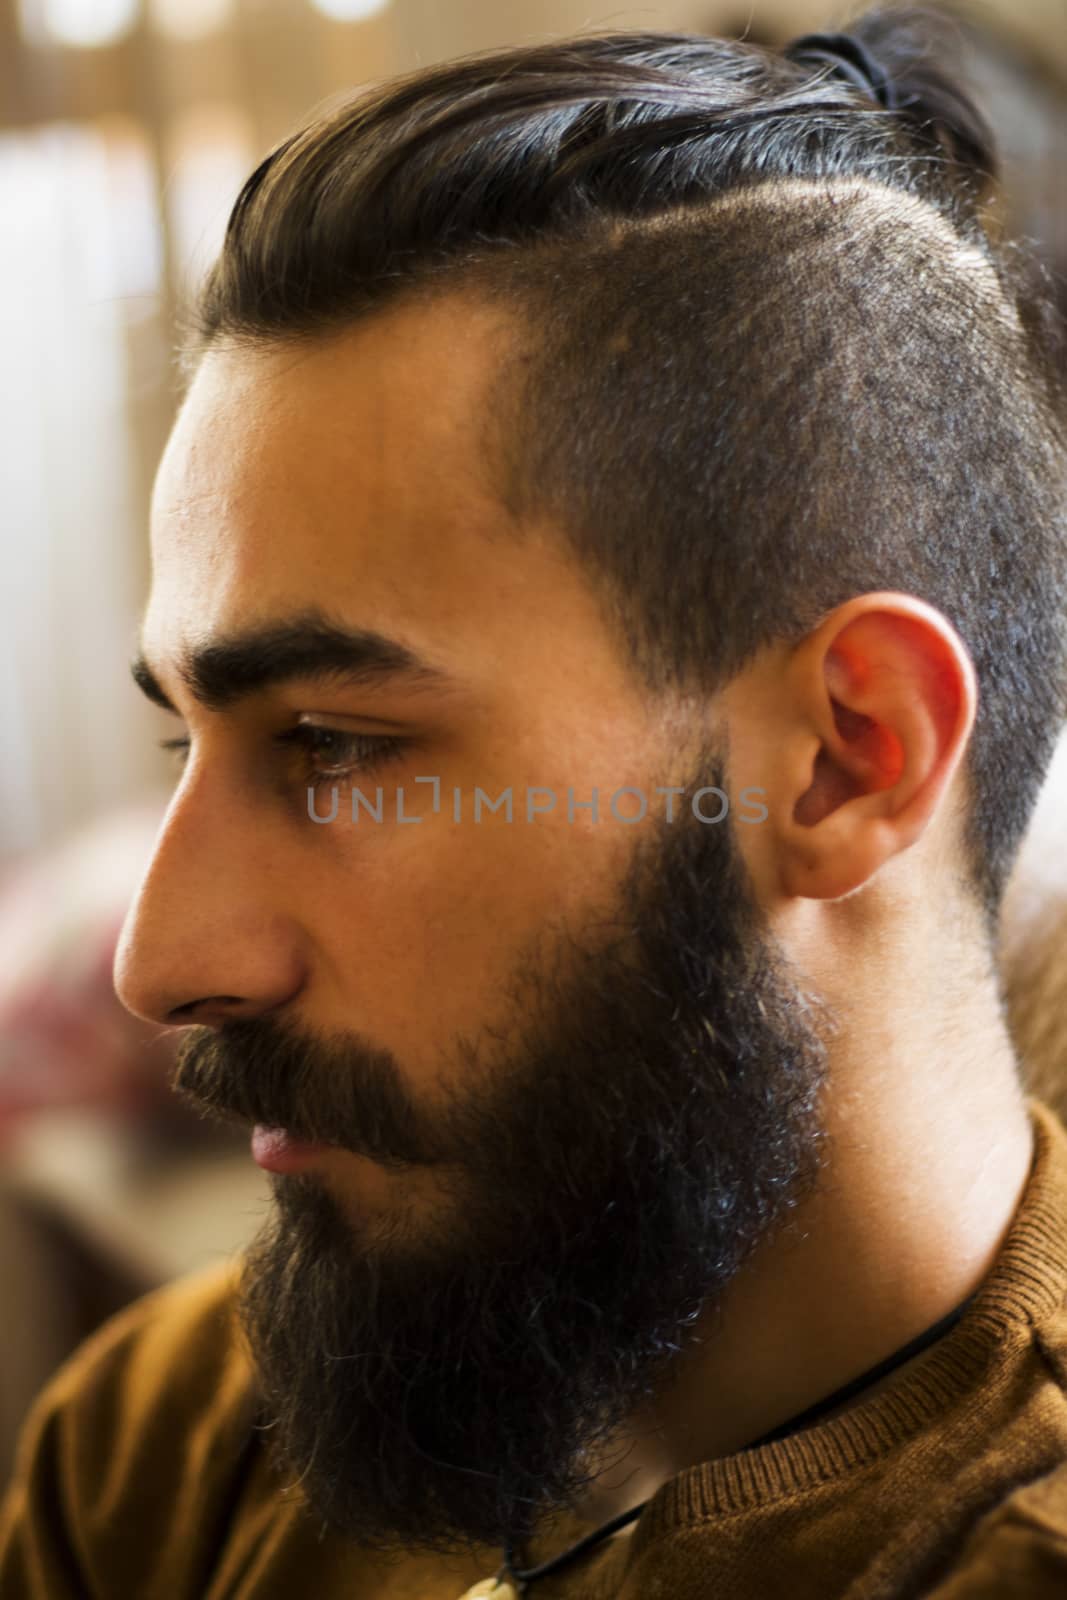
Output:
[{"xmin": 184, "ymin": 6, "xmax": 1067, "ymax": 935}]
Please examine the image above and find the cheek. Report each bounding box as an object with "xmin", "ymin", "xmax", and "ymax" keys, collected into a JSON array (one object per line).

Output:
[{"xmin": 295, "ymin": 802, "xmax": 636, "ymax": 1083}]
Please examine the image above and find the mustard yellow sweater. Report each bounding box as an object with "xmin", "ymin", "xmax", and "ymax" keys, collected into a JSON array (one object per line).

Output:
[{"xmin": 6, "ymin": 1097, "xmax": 1067, "ymax": 1598}]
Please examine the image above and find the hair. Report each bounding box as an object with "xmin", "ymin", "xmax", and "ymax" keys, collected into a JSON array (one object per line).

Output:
[{"xmin": 183, "ymin": 5, "xmax": 1067, "ymax": 936}]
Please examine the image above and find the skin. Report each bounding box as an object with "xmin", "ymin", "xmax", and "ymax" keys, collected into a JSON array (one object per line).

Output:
[{"xmin": 114, "ymin": 293, "xmax": 1035, "ymax": 1538}]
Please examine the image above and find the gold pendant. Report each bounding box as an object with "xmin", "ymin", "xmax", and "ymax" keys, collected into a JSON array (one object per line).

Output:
[{"xmin": 457, "ymin": 1578, "xmax": 520, "ymax": 1599}]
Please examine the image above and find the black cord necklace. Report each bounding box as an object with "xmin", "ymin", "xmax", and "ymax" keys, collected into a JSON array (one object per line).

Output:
[{"xmin": 479, "ymin": 1287, "xmax": 980, "ymax": 1597}]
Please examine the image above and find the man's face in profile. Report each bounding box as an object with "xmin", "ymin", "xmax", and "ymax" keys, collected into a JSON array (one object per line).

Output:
[{"xmin": 115, "ymin": 296, "xmax": 832, "ymax": 1555}]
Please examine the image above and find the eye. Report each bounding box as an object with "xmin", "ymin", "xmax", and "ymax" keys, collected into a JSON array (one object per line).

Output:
[
  {"xmin": 158, "ymin": 736, "xmax": 190, "ymax": 771},
  {"xmin": 158, "ymin": 726, "xmax": 408, "ymax": 793}
]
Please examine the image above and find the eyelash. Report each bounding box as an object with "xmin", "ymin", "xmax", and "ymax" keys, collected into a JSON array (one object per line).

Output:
[{"xmin": 158, "ymin": 726, "xmax": 408, "ymax": 793}]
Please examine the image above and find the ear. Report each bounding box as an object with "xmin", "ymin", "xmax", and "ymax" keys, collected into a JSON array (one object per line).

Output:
[{"xmin": 777, "ymin": 593, "xmax": 977, "ymax": 900}]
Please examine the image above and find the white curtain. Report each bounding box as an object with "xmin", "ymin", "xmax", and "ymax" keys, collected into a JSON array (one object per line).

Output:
[{"xmin": 0, "ymin": 118, "xmax": 166, "ymax": 863}]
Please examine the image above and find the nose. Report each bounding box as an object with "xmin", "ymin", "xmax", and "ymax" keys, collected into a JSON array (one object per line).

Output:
[{"xmin": 114, "ymin": 785, "xmax": 307, "ymax": 1028}]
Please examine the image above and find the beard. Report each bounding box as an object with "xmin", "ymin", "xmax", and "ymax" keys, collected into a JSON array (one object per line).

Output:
[{"xmin": 171, "ymin": 746, "xmax": 834, "ymax": 1559}]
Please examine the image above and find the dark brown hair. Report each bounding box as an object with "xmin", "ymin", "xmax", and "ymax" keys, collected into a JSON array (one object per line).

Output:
[{"xmin": 184, "ymin": 6, "xmax": 1067, "ymax": 933}]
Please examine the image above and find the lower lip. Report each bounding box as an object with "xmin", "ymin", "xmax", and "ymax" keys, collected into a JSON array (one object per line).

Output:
[{"xmin": 251, "ymin": 1125, "xmax": 336, "ymax": 1173}]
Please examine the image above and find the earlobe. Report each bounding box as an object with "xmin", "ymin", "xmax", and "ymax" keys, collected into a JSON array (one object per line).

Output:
[{"xmin": 780, "ymin": 595, "xmax": 977, "ymax": 902}]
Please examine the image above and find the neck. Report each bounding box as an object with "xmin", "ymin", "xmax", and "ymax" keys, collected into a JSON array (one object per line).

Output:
[{"xmin": 571, "ymin": 966, "xmax": 1034, "ymax": 1529}]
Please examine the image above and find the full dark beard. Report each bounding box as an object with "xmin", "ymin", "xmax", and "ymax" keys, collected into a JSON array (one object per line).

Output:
[{"xmin": 171, "ymin": 750, "xmax": 834, "ymax": 1558}]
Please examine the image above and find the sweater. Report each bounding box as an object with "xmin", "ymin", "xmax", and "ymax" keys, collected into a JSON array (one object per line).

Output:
[{"xmin": 5, "ymin": 1096, "xmax": 1067, "ymax": 1598}]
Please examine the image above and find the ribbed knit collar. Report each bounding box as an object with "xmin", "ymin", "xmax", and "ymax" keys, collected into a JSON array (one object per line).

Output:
[{"xmin": 621, "ymin": 1095, "xmax": 1067, "ymax": 1551}]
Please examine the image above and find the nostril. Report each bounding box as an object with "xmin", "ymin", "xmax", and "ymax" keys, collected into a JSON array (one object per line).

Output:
[{"xmin": 167, "ymin": 995, "xmax": 247, "ymax": 1024}]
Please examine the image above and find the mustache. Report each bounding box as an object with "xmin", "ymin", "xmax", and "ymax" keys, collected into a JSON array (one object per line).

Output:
[{"xmin": 170, "ymin": 1016, "xmax": 449, "ymax": 1168}]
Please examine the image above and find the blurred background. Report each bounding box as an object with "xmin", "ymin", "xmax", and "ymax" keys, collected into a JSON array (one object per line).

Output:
[{"xmin": 1, "ymin": 0, "xmax": 1066, "ymax": 1485}]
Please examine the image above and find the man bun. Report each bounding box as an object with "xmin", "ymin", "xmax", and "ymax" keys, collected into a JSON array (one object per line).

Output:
[{"xmin": 787, "ymin": 9, "xmax": 997, "ymax": 190}]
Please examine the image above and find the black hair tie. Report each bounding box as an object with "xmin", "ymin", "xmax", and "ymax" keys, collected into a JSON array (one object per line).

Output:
[{"xmin": 785, "ymin": 31, "xmax": 902, "ymax": 113}]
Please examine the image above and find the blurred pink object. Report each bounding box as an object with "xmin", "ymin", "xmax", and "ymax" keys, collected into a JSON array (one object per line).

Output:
[{"xmin": 0, "ymin": 801, "xmax": 181, "ymax": 1139}]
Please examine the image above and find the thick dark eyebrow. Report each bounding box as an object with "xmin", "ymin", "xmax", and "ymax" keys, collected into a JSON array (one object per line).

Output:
[{"xmin": 130, "ymin": 609, "xmax": 453, "ymax": 715}]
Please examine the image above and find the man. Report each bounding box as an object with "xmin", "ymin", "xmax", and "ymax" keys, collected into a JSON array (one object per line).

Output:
[{"xmin": 4, "ymin": 10, "xmax": 1067, "ymax": 1598}]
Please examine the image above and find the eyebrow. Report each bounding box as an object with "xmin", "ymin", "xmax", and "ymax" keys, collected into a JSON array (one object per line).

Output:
[{"xmin": 130, "ymin": 608, "xmax": 454, "ymax": 715}]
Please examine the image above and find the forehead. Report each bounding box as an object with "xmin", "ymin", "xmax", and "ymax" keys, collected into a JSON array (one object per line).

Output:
[
  {"xmin": 143, "ymin": 296, "xmax": 646, "ymax": 720},
  {"xmin": 154, "ymin": 297, "xmax": 508, "ymax": 572},
  {"xmin": 150, "ymin": 296, "xmax": 515, "ymax": 624}
]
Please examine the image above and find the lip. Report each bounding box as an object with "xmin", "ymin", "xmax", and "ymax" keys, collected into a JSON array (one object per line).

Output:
[{"xmin": 251, "ymin": 1125, "xmax": 336, "ymax": 1173}]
